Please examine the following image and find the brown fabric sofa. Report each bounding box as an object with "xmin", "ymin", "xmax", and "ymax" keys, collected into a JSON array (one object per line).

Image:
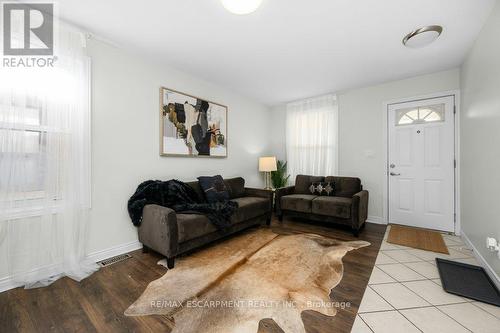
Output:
[
  {"xmin": 276, "ymin": 175, "xmax": 369, "ymax": 236},
  {"xmin": 138, "ymin": 177, "xmax": 273, "ymax": 268}
]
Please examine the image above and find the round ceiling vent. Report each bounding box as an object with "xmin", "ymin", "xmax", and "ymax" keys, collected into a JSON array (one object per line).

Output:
[{"xmin": 403, "ymin": 25, "xmax": 443, "ymax": 48}]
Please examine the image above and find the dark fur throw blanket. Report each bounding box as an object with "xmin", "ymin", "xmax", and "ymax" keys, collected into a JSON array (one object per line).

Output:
[{"xmin": 127, "ymin": 179, "xmax": 238, "ymax": 230}]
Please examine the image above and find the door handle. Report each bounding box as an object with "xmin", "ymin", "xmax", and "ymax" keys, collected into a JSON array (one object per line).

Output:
[{"xmin": 390, "ymin": 172, "xmax": 401, "ymax": 176}]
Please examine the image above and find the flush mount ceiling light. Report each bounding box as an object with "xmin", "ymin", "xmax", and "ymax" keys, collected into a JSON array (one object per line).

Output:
[
  {"xmin": 403, "ymin": 25, "xmax": 443, "ymax": 48},
  {"xmin": 221, "ymin": 0, "xmax": 263, "ymax": 15}
]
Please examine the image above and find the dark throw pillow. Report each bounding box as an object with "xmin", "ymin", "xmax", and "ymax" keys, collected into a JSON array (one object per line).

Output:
[
  {"xmin": 309, "ymin": 182, "xmax": 335, "ymax": 196},
  {"xmin": 223, "ymin": 177, "xmax": 245, "ymax": 199},
  {"xmin": 197, "ymin": 175, "xmax": 230, "ymax": 203}
]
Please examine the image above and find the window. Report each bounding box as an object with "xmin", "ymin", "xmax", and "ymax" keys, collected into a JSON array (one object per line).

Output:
[
  {"xmin": 286, "ymin": 95, "xmax": 338, "ymax": 179},
  {"xmin": 0, "ymin": 66, "xmax": 81, "ymax": 209},
  {"xmin": 396, "ymin": 104, "xmax": 445, "ymax": 126},
  {"xmin": 1, "ymin": 20, "xmax": 95, "ymax": 289},
  {"xmin": 0, "ymin": 104, "xmax": 47, "ymax": 199}
]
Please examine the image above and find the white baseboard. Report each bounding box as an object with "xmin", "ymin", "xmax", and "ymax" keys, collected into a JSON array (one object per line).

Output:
[
  {"xmin": 366, "ymin": 215, "xmax": 387, "ymax": 225},
  {"xmin": 0, "ymin": 240, "xmax": 142, "ymax": 293},
  {"xmin": 86, "ymin": 240, "xmax": 142, "ymax": 263},
  {"xmin": 0, "ymin": 263, "xmax": 62, "ymax": 293},
  {"xmin": 461, "ymin": 230, "xmax": 500, "ymax": 290},
  {"xmin": 0, "ymin": 276, "xmax": 23, "ymax": 293}
]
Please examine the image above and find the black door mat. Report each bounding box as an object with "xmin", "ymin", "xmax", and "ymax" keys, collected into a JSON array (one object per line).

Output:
[{"xmin": 436, "ymin": 258, "xmax": 500, "ymax": 306}]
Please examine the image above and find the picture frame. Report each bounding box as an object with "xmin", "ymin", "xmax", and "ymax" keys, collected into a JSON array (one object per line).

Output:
[{"xmin": 159, "ymin": 87, "xmax": 228, "ymax": 158}]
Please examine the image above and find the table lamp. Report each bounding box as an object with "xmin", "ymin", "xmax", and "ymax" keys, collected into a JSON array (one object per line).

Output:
[{"xmin": 259, "ymin": 156, "xmax": 277, "ymax": 190}]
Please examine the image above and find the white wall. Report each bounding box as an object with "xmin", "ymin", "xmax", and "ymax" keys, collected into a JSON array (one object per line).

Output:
[
  {"xmin": 269, "ymin": 69, "xmax": 460, "ymax": 222},
  {"xmin": 460, "ymin": 1, "xmax": 500, "ymax": 276},
  {"xmin": 86, "ymin": 39, "xmax": 271, "ymax": 255},
  {"xmin": 270, "ymin": 104, "xmax": 286, "ymax": 161},
  {"xmin": 337, "ymin": 69, "xmax": 460, "ymax": 221}
]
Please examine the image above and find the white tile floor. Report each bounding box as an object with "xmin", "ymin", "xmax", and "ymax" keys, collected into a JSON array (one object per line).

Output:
[{"xmin": 353, "ymin": 226, "xmax": 500, "ymax": 333}]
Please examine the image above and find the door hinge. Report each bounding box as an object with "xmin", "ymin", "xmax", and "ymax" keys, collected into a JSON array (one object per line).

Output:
[
  {"xmin": 453, "ymin": 105, "xmax": 456, "ymax": 114},
  {"xmin": 454, "ymin": 159, "xmax": 457, "ymax": 168}
]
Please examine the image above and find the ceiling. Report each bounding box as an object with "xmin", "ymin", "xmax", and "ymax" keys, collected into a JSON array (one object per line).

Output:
[{"xmin": 57, "ymin": 0, "xmax": 496, "ymax": 106}]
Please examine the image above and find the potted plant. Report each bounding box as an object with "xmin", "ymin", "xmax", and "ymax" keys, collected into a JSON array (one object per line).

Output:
[{"xmin": 271, "ymin": 160, "xmax": 290, "ymax": 189}]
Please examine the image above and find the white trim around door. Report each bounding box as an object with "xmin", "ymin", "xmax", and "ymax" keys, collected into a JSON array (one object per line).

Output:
[{"xmin": 381, "ymin": 90, "xmax": 461, "ymax": 235}]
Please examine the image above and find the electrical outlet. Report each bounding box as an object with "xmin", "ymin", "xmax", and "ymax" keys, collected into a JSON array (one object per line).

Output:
[
  {"xmin": 486, "ymin": 237, "xmax": 500, "ymax": 259},
  {"xmin": 486, "ymin": 237, "xmax": 497, "ymax": 250}
]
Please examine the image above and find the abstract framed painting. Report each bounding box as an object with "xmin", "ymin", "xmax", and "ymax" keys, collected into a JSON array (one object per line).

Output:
[{"xmin": 159, "ymin": 87, "xmax": 228, "ymax": 157}]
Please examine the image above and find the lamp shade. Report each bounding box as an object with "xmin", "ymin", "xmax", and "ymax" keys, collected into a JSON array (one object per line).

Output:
[{"xmin": 259, "ymin": 156, "xmax": 277, "ymax": 172}]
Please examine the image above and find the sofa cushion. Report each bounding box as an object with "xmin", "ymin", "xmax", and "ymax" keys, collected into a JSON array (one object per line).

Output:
[
  {"xmin": 177, "ymin": 214, "xmax": 219, "ymax": 243},
  {"xmin": 177, "ymin": 196, "xmax": 269, "ymax": 243},
  {"xmin": 224, "ymin": 177, "xmax": 246, "ymax": 199},
  {"xmin": 197, "ymin": 175, "xmax": 230, "ymax": 203},
  {"xmin": 231, "ymin": 196, "xmax": 270, "ymax": 223},
  {"xmin": 281, "ymin": 194, "xmax": 317, "ymax": 213},
  {"xmin": 295, "ymin": 175, "xmax": 325, "ymax": 194},
  {"xmin": 324, "ymin": 176, "xmax": 361, "ymax": 198},
  {"xmin": 312, "ymin": 196, "xmax": 352, "ymax": 219}
]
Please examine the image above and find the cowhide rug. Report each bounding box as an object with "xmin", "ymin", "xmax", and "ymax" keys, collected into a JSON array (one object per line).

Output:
[{"xmin": 125, "ymin": 228, "xmax": 370, "ymax": 333}]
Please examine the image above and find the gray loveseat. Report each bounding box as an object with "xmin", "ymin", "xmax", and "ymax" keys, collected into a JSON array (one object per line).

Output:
[
  {"xmin": 276, "ymin": 175, "xmax": 369, "ymax": 236},
  {"xmin": 138, "ymin": 177, "xmax": 272, "ymax": 269}
]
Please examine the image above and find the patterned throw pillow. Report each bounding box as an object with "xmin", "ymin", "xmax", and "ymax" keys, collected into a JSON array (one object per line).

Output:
[
  {"xmin": 197, "ymin": 175, "xmax": 230, "ymax": 203},
  {"xmin": 309, "ymin": 182, "xmax": 335, "ymax": 196}
]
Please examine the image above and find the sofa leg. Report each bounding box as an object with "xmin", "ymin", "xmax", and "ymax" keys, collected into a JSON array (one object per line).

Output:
[
  {"xmin": 278, "ymin": 214, "xmax": 283, "ymax": 222},
  {"xmin": 266, "ymin": 217, "xmax": 271, "ymax": 226},
  {"xmin": 142, "ymin": 245, "xmax": 150, "ymax": 253},
  {"xmin": 352, "ymin": 228, "xmax": 360, "ymax": 237},
  {"xmin": 166, "ymin": 257, "xmax": 175, "ymax": 269}
]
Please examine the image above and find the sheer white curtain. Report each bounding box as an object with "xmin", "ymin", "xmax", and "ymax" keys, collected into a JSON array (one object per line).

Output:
[
  {"xmin": 0, "ymin": 25, "xmax": 97, "ymax": 288},
  {"xmin": 286, "ymin": 94, "xmax": 338, "ymax": 181}
]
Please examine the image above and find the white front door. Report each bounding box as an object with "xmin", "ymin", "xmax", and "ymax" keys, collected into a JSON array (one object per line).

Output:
[{"xmin": 388, "ymin": 96, "xmax": 455, "ymax": 232}]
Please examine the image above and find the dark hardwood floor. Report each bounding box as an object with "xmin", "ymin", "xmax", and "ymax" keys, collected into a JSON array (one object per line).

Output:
[{"xmin": 0, "ymin": 217, "xmax": 385, "ymax": 333}]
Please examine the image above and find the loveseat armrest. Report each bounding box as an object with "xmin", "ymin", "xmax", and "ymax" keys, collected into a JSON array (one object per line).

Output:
[
  {"xmin": 275, "ymin": 186, "xmax": 296, "ymax": 216},
  {"xmin": 351, "ymin": 190, "xmax": 369, "ymax": 230},
  {"xmin": 138, "ymin": 204, "xmax": 179, "ymax": 258}
]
